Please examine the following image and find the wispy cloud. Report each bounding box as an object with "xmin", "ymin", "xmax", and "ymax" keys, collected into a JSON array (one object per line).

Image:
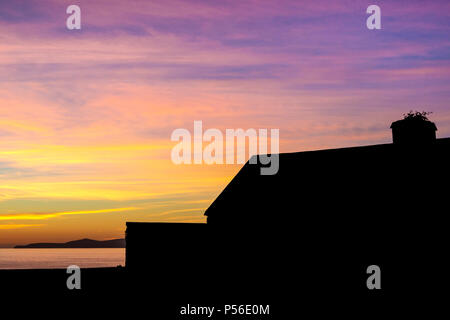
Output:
[
  {"xmin": 0, "ymin": 224, "xmax": 44, "ymax": 229},
  {"xmin": 0, "ymin": 207, "xmax": 139, "ymax": 221}
]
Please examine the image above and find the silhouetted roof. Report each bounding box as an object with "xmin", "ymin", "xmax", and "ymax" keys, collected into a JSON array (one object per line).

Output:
[{"xmin": 204, "ymin": 138, "xmax": 450, "ymax": 227}]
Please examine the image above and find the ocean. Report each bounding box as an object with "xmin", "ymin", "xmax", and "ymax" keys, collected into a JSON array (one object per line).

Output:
[{"xmin": 0, "ymin": 248, "xmax": 125, "ymax": 269}]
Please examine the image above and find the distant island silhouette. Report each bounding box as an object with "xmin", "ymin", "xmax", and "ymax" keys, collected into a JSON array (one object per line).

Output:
[{"xmin": 14, "ymin": 238, "xmax": 125, "ymax": 248}]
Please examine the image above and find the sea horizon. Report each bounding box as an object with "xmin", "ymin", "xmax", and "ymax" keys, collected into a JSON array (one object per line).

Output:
[{"xmin": 0, "ymin": 248, "xmax": 125, "ymax": 270}]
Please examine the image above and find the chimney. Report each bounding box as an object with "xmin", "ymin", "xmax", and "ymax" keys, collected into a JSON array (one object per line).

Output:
[{"xmin": 390, "ymin": 116, "xmax": 437, "ymax": 145}]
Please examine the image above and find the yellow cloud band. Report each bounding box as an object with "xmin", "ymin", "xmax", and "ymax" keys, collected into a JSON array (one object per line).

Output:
[
  {"xmin": 0, "ymin": 207, "xmax": 139, "ymax": 221},
  {"xmin": 0, "ymin": 224, "xmax": 44, "ymax": 229}
]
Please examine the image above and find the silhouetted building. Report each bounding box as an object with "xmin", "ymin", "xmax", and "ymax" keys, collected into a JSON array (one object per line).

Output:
[
  {"xmin": 126, "ymin": 121, "xmax": 449, "ymax": 297},
  {"xmin": 391, "ymin": 118, "xmax": 437, "ymax": 145},
  {"xmin": 125, "ymin": 222, "xmax": 206, "ymax": 270}
]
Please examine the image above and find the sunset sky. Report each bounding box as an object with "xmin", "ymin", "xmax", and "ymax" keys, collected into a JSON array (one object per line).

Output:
[{"xmin": 1, "ymin": 0, "xmax": 449, "ymax": 246}]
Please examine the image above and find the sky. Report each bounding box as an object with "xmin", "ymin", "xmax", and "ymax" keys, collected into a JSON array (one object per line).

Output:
[{"xmin": 0, "ymin": 0, "xmax": 449, "ymax": 246}]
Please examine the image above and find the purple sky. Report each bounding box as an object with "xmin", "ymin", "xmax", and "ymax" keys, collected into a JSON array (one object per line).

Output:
[{"xmin": 0, "ymin": 0, "xmax": 449, "ymax": 244}]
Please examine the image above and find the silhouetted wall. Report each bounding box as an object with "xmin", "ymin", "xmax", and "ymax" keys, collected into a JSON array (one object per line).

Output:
[{"xmin": 125, "ymin": 222, "xmax": 207, "ymax": 274}]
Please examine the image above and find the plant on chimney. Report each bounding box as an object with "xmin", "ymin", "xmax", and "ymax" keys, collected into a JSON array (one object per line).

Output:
[{"xmin": 403, "ymin": 111, "xmax": 432, "ymax": 122}]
